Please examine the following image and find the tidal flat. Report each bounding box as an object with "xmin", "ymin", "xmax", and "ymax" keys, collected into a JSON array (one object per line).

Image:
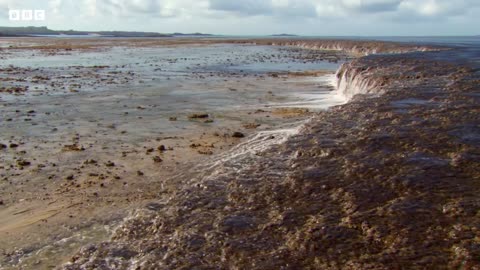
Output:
[
  {"xmin": 0, "ymin": 38, "xmax": 348, "ymax": 268},
  {"xmin": 0, "ymin": 37, "xmax": 479, "ymax": 269}
]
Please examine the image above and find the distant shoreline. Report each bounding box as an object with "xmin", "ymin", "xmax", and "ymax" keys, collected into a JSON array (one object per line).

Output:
[{"xmin": 0, "ymin": 26, "xmax": 214, "ymax": 38}]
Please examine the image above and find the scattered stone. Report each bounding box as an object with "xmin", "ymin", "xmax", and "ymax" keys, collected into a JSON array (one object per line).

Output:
[
  {"xmin": 63, "ymin": 144, "xmax": 85, "ymax": 151},
  {"xmin": 137, "ymin": 171, "xmax": 144, "ymax": 176},
  {"xmin": 9, "ymin": 143, "xmax": 19, "ymax": 148},
  {"xmin": 169, "ymin": 117, "xmax": 177, "ymax": 121},
  {"xmin": 17, "ymin": 160, "xmax": 31, "ymax": 167},
  {"xmin": 188, "ymin": 113, "xmax": 209, "ymax": 119},
  {"xmin": 153, "ymin": 156, "xmax": 163, "ymax": 163},
  {"xmin": 66, "ymin": 175, "xmax": 74, "ymax": 180},
  {"xmin": 232, "ymin": 132, "xmax": 245, "ymax": 138},
  {"xmin": 0, "ymin": 143, "xmax": 6, "ymax": 149},
  {"xmin": 243, "ymin": 123, "xmax": 261, "ymax": 129},
  {"xmin": 105, "ymin": 161, "xmax": 115, "ymax": 167},
  {"xmin": 84, "ymin": 159, "xmax": 97, "ymax": 165},
  {"xmin": 158, "ymin": 145, "xmax": 167, "ymax": 152}
]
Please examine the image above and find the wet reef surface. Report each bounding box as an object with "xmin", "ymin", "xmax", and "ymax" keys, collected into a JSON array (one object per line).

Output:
[{"xmin": 61, "ymin": 39, "xmax": 480, "ymax": 269}]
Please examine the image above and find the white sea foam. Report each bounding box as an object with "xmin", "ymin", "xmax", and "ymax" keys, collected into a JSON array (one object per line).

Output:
[
  {"xmin": 199, "ymin": 73, "xmax": 348, "ymax": 173},
  {"xmin": 335, "ymin": 63, "xmax": 381, "ymax": 101}
]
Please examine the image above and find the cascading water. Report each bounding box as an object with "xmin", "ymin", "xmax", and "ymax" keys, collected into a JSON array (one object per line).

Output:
[
  {"xmin": 197, "ymin": 60, "xmax": 384, "ymax": 176},
  {"xmin": 335, "ymin": 62, "xmax": 382, "ymax": 101}
]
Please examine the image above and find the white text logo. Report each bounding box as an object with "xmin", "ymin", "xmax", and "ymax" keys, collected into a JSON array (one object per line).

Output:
[{"xmin": 9, "ymin": 10, "xmax": 46, "ymax": 21}]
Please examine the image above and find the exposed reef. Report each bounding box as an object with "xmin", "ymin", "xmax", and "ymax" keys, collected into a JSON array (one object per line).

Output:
[
  {"xmin": 56, "ymin": 40, "xmax": 479, "ymax": 269},
  {"xmin": 232, "ymin": 39, "xmax": 445, "ymax": 56}
]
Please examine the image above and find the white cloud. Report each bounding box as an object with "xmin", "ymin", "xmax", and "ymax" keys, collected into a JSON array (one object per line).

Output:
[{"xmin": 1, "ymin": 0, "xmax": 479, "ymax": 35}]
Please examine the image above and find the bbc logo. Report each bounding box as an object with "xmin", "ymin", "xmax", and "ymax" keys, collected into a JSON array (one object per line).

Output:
[{"xmin": 9, "ymin": 10, "xmax": 46, "ymax": 21}]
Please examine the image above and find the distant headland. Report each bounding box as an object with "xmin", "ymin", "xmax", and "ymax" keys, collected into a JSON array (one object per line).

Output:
[{"xmin": 270, "ymin": 34, "xmax": 299, "ymax": 37}]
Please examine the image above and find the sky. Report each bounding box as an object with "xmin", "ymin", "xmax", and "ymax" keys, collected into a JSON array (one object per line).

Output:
[{"xmin": 0, "ymin": 0, "xmax": 479, "ymax": 36}]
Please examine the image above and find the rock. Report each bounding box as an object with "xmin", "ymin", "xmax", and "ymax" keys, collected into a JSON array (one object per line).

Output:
[
  {"xmin": 243, "ymin": 123, "xmax": 261, "ymax": 129},
  {"xmin": 137, "ymin": 171, "xmax": 144, "ymax": 176},
  {"xmin": 9, "ymin": 143, "xmax": 19, "ymax": 148},
  {"xmin": 66, "ymin": 175, "xmax": 74, "ymax": 180},
  {"xmin": 105, "ymin": 161, "xmax": 115, "ymax": 167},
  {"xmin": 84, "ymin": 159, "xmax": 97, "ymax": 165},
  {"xmin": 169, "ymin": 117, "xmax": 177, "ymax": 121},
  {"xmin": 0, "ymin": 143, "xmax": 6, "ymax": 149},
  {"xmin": 0, "ymin": 200, "xmax": 3, "ymax": 205},
  {"xmin": 153, "ymin": 156, "xmax": 163, "ymax": 163},
  {"xmin": 63, "ymin": 144, "xmax": 85, "ymax": 151},
  {"xmin": 158, "ymin": 145, "xmax": 166, "ymax": 152},
  {"xmin": 17, "ymin": 160, "xmax": 31, "ymax": 167},
  {"xmin": 232, "ymin": 132, "xmax": 245, "ymax": 138},
  {"xmin": 188, "ymin": 113, "xmax": 209, "ymax": 119}
]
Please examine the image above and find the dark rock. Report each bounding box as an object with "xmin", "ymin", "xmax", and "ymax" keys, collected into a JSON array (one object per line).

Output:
[
  {"xmin": 17, "ymin": 160, "xmax": 31, "ymax": 167},
  {"xmin": 84, "ymin": 159, "xmax": 97, "ymax": 165},
  {"xmin": 105, "ymin": 161, "xmax": 115, "ymax": 167},
  {"xmin": 188, "ymin": 113, "xmax": 209, "ymax": 119},
  {"xmin": 232, "ymin": 132, "xmax": 245, "ymax": 138}
]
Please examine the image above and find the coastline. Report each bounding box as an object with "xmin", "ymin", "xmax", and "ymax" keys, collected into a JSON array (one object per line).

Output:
[{"xmin": 63, "ymin": 39, "xmax": 479, "ymax": 269}]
